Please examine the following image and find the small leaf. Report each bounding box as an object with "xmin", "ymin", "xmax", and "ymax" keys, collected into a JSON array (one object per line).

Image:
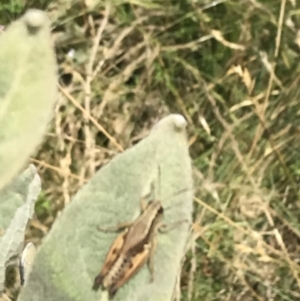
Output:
[
  {"xmin": 0, "ymin": 165, "xmax": 41, "ymax": 292},
  {"xmin": 19, "ymin": 114, "xmax": 194, "ymax": 301},
  {"xmin": 0, "ymin": 9, "xmax": 57, "ymax": 190},
  {"xmin": 19, "ymin": 242, "xmax": 37, "ymax": 286}
]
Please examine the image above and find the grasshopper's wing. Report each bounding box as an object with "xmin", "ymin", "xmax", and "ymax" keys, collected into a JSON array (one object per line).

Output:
[
  {"xmin": 93, "ymin": 231, "xmax": 127, "ymax": 290},
  {"xmin": 108, "ymin": 243, "xmax": 150, "ymax": 297}
]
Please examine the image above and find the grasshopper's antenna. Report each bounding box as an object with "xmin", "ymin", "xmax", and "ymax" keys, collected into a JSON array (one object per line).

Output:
[
  {"xmin": 164, "ymin": 187, "xmax": 190, "ymax": 211},
  {"xmin": 157, "ymin": 164, "xmax": 162, "ymax": 201},
  {"xmin": 144, "ymin": 166, "xmax": 160, "ymax": 202},
  {"xmin": 150, "ymin": 181, "xmax": 155, "ymax": 201}
]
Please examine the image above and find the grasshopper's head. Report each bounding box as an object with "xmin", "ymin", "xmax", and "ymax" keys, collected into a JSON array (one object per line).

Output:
[{"xmin": 147, "ymin": 200, "xmax": 163, "ymax": 215}]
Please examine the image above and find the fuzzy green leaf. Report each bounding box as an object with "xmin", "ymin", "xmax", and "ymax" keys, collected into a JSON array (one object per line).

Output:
[
  {"xmin": 18, "ymin": 114, "xmax": 194, "ymax": 301},
  {"xmin": 0, "ymin": 9, "xmax": 57, "ymax": 190},
  {"xmin": 0, "ymin": 165, "xmax": 41, "ymax": 292}
]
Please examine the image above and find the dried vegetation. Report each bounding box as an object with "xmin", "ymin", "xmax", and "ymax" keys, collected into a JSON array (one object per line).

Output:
[{"xmin": 1, "ymin": 0, "xmax": 300, "ymax": 300}]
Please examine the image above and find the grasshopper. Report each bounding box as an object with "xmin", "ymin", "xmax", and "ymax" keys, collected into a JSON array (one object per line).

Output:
[{"xmin": 92, "ymin": 171, "xmax": 189, "ymax": 298}]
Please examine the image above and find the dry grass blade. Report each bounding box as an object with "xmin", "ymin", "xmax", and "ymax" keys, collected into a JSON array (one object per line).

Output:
[{"xmin": 58, "ymin": 84, "xmax": 124, "ymax": 152}]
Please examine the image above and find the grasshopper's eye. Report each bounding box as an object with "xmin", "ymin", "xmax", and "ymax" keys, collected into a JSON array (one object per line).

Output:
[{"xmin": 158, "ymin": 207, "xmax": 163, "ymax": 214}]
